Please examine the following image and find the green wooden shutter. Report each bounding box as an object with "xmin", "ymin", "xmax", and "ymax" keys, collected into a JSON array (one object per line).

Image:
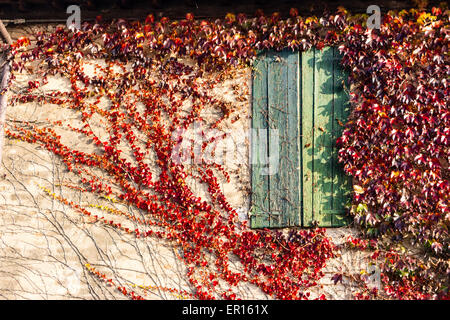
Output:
[{"xmin": 250, "ymin": 47, "xmax": 351, "ymax": 228}]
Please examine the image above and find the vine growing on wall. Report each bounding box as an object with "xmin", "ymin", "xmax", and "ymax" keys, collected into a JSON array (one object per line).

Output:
[{"xmin": 4, "ymin": 4, "xmax": 449, "ymax": 299}]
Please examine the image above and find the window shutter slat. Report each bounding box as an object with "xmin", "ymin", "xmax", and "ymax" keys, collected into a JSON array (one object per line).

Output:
[
  {"xmin": 301, "ymin": 49, "xmax": 316, "ymax": 227},
  {"xmin": 250, "ymin": 55, "xmax": 270, "ymax": 228}
]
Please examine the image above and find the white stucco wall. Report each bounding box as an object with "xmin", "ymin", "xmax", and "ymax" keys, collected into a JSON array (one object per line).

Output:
[{"xmin": 0, "ymin": 24, "xmax": 374, "ymax": 300}]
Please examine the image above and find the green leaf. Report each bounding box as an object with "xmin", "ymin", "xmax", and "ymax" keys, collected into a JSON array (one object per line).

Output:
[{"xmin": 356, "ymin": 203, "xmax": 368, "ymax": 213}]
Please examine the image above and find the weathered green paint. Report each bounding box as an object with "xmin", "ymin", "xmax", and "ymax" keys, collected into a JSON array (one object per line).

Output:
[
  {"xmin": 267, "ymin": 51, "xmax": 286, "ymax": 226},
  {"xmin": 301, "ymin": 49, "xmax": 315, "ymax": 227},
  {"xmin": 250, "ymin": 51, "xmax": 301, "ymax": 228},
  {"xmin": 251, "ymin": 47, "xmax": 351, "ymax": 228},
  {"xmin": 286, "ymin": 51, "xmax": 301, "ymax": 227},
  {"xmin": 250, "ymin": 55, "xmax": 270, "ymax": 228},
  {"xmin": 313, "ymin": 46, "xmax": 335, "ymax": 227}
]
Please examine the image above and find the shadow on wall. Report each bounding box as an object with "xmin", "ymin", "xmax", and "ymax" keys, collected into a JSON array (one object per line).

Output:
[{"xmin": 303, "ymin": 48, "xmax": 352, "ymax": 226}]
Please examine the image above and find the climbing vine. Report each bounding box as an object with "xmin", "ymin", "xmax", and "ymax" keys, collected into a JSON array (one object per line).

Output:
[{"xmin": 4, "ymin": 4, "xmax": 449, "ymax": 299}]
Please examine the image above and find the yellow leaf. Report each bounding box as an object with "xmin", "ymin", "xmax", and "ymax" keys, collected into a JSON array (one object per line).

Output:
[
  {"xmin": 225, "ymin": 13, "xmax": 236, "ymax": 22},
  {"xmin": 390, "ymin": 171, "xmax": 400, "ymax": 178},
  {"xmin": 305, "ymin": 16, "xmax": 318, "ymax": 24},
  {"xmin": 354, "ymin": 185, "xmax": 365, "ymax": 194}
]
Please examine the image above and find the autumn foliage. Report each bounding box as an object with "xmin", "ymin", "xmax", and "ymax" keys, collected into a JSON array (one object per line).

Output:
[{"xmin": 5, "ymin": 5, "xmax": 449, "ymax": 299}]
